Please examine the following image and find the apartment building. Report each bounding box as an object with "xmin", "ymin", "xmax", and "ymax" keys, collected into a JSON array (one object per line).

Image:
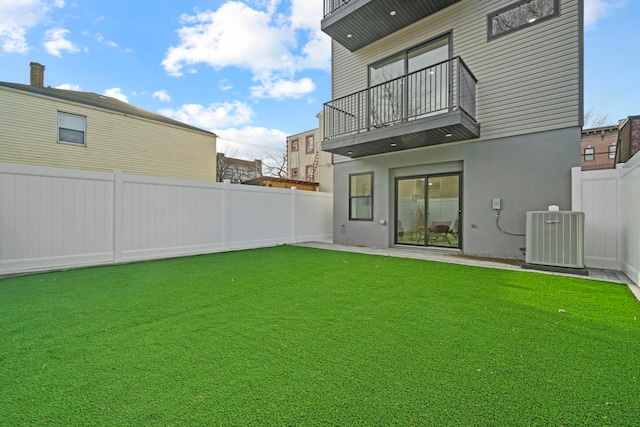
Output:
[
  {"xmin": 321, "ymin": 0, "xmax": 582, "ymax": 259},
  {"xmin": 286, "ymin": 126, "xmax": 333, "ymax": 192},
  {"xmin": 581, "ymin": 125, "xmax": 618, "ymax": 171}
]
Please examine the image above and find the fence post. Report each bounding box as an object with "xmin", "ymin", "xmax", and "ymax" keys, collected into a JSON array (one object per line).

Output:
[
  {"xmin": 291, "ymin": 186, "xmax": 297, "ymax": 244},
  {"xmin": 113, "ymin": 169, "xmax": 123, "ymax": 262},
  {"xmin": 570, "ymin": 166, "xmax": 582, "ymax": 211},
  {"xmin": 224, "ymin": 179, "xmax": 231, "ymax": 250}
]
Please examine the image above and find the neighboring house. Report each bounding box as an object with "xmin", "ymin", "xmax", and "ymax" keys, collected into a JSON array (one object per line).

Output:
[
  {"xmin": 320, "ymin": 0, "xmax": 582, "ymax": 259},
  {"xmin": 581, "ymin": 125, "xmax": 619, "ymax": 171},
  {"xmin": 241, "ymin": 176, "xmax": 319, "ymax": 192},
  {"xmin": 616, "ymin": 115, "xmax": 640, "ymax": 164},
  {"xmin": 216, "ymin": 153, "xmax": 262, "ymax": 183},
  {"xmin": 0, "ymin": 63, "xmax": 217, "ymax": 181},
  {"xmin": 287, "ymin": 125, "xmax": 333, "ymax": 193}
]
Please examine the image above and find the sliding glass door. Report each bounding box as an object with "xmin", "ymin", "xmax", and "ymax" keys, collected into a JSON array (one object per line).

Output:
[{"xmin": 396, "ymin": 173, "xmax": 461, "ymax": 248}]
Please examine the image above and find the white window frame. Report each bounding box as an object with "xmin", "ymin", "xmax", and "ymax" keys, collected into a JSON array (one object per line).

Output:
[
  {"xmin": 57, "ymin": 111, "xmax": 87, "ymax": 146},
  {"xmin": 584, "ymin": 147, "xmax": 595, "ymax": 162}
]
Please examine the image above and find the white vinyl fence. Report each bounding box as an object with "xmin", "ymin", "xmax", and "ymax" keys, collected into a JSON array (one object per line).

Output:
[
  {"xmin": 572, "ymin": 154, "xmax": 640, "ymax": 285},
  {"xmin": 0, "ymin": 163, "xmax": 333, "ymax": 276}
]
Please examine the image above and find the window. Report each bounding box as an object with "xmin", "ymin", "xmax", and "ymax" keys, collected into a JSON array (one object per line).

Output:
[
  {"xmin": 291, "ymin": 138, "xmax": 299, "ymax": 152},
  {"xmin": 584, "ymin": 147, "xmax": 595, "ymax": 162},
  {"xmin": 488, "ymin": 0, "xmax": 559, "ymax": 40},
  {"xmin": 609, "ymin": 144, "xmax": 617, "ymax": 159},
  {"xmin": 368, "ymin": 35, "xmax": 450, "ymax": 126},
  {"xmin": 291, "ymin": 168, "xmax": 299, "ymax": 179},
  {"xmin": 58, "ymin": 112, "xmax": 86, "ymax": 145},
  {"xmin": 305, "ymin": 165, "xmax": 314, "ymax": 181},
  {"xmin": 349, "ymin": 172, "xmax": 373, "ymax": 221},
  {"xmin": 306, "ymin": 135, "xmax": 314, "ymax": 154}
]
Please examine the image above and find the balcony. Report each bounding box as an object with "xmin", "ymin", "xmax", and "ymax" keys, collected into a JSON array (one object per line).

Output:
[
  {"xmin": 322, "ymin": 0, "xmax": 463, "ymax": 52},
  {"xmin": 322, "ymin": 57, "xmax": 479, "ymax": 158}
]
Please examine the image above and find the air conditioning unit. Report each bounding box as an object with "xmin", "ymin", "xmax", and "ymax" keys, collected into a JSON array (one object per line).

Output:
[{"xmin": 524, "ymin": 211, "xmax": 587, "ymax": 273}]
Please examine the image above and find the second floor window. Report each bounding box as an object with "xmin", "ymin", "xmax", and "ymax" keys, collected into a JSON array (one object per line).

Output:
[
  {"xmin": 609, "ymin": 144, "xmax": 617, "ymax": 159},
  {"xmin": 306, "ymin": 135, "xmax": 314, "ymax": 153},
  {"xmin": 58, "ymin": 111, "xmax": 86, "ymax": 146},
  {"xmin": 291, "ymin": 139, "xmax": 299, "ymax": 152},
  {"xmin": 584, "ymin": 147, "xmax": 595, "ymax": 162}
]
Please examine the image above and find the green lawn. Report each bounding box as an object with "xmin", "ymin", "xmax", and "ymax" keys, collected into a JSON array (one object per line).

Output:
[{"xmin": 1, "ymin": 245, "xmax": 639, "ymax": 426}]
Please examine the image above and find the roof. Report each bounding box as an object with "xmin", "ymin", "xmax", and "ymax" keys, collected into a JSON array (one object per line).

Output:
[
  {"xmin": 241, "ymin": 176, "xmax": 319, "ymax": 187},
  {"xmin": 0, "ymin": 81, "xmax": 215, "ymax": 137},
  {"xmin": 581, "ymin": 124, "xmax": 620, "ymax": 135}
]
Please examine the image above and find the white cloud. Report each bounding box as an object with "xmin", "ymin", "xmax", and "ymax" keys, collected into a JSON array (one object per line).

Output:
[
  {"xmin": 162, "ymin": 0, "xmax": 330, "ymax": 100},
  {"xmin": 96, "ymin": 34, "xmax": 117, "ymax": 48},
  {"xmin": 162, "ymin": 2, "xmax": 297, "ymax": 77},
  {"xmin": 219, "ymin": 79, "xmax": 233, "ymax": 91},
  {"xmin": 56, "ymin": 83, "xmax": 81, "ymax": 91},
  {"xmin": 43, "ymin": 28, "xmax": 78, "ymax": 57},
  {"xmin": 0, "ymin": 0, "xmax": 59, "ymax": 53},
  {"xmin": 251, "ymin": 77, "xmax": 315, "ymax": 100},
  {"xmin": 159, "ymin": 101, "xmax": 254, "ymax": 129},
  {"xmin": 152, "ymin": 90, "xmax": 171, "ymax": 102},
  {"xmin": 290, "ymin": 0, "xmax": 321, "ymax": 30},
  {"xmin": 54, "ymin": 0, "xmax": 64, "ymax": 7},
  {"xmin": 103, "ymin": 88, "xmax": 129, "ymax": 103},
  {"xmin": 215, "ymin": 126, "xmax": 288, "ymax": 159},
  {"xmin": 584, "ymin": 0, "xmax": 627, "ymax": 29}
]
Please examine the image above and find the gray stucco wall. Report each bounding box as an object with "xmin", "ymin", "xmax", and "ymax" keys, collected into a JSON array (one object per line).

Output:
[{"xmin": 332, "ymin": 127, "xmax": 581, "ymax": 259}]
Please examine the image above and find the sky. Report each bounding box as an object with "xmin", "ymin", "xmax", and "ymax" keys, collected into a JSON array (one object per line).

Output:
[{"xmin": 0, "ymin": 0, "xmax": 637, "ymax": 160}]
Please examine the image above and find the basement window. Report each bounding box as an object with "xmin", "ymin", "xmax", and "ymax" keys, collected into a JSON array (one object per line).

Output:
[
  {"xmin": 488, "ymin": 0, "xmax": 559, "ymax": 40},
  {"xmin": 58, "ymin": 111, "xmax": 86, "ymax": 146}
]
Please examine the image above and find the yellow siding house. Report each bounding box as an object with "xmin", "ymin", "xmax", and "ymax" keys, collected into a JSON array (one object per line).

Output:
[{"xmin": 0, "ymin": 70, "xmax": 216, "ymax": 181}]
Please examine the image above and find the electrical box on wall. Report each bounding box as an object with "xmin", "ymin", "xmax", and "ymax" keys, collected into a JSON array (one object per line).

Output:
[{"xmin": 492, "ymin": 198, "xmax": 501, "ymax": 210}]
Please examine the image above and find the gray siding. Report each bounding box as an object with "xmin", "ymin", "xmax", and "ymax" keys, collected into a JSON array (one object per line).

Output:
[
  {"xmin": 331, "ymin": 0, "xmax": 581, "ymax": 141},
  {"xmin": 331, "ymin": 127, "xmax": 581, "ymax": 259}
]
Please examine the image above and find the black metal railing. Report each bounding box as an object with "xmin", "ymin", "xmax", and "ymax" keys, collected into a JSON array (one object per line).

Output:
[
  {"xmin": 324, "ymin": 0, "xmax": 354, "ymax": 17},
  {"xmin": 323, "ymin": 57, "xmax": 477, "ymax": 141}
]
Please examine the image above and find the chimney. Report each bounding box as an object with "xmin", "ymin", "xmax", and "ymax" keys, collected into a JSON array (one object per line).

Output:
[{"xmin": 30, "ymin": 62, "xmax": 46, "ymax": 87}]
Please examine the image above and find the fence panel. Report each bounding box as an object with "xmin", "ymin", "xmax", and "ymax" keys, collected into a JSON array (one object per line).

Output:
[
  {"xmin": 0, "ymin": 163, "xmax": 333, "ymax": 276},
  {"xmin": 121, "ymin": 175, "xmax": 226, "ymax": 261},
  {"xmin": 575, "ymin": 169, "xmax": 619, "ymax": 269},
  {"xmin": 295, "ymin": 190, "xmax": 334, "ymax": 242},
  {"xmin": 0, "ymin": 163, "xmax": 114, "ymax": 272},
  {"xmin": 572, "ymin": 154, "xmax": 640, "ymax": 285},
  {"xmin": 228, "ymin": 185, "xmax": 294, "ymax": 249},
  {"xmin": 619, "ymin": 157, "xmax": 640, "ymax": 285}
]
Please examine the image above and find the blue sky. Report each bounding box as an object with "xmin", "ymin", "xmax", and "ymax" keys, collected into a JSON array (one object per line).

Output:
[{"xmin": 0, "ymin": 0, "xmax": 637, "ymax": 160}]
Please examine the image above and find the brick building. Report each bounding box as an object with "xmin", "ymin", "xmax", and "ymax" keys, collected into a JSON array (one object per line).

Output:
[
  {"xmin": 581, "ymin": 125, "xmax": 619, "ymax": 170},
  {"xmin": 616, "ymin": 116, "xmax": 640, "ymax": 164}
]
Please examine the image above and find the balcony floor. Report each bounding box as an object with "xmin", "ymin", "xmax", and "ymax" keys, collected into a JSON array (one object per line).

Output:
[{"xmin": 322, "ymin": 109, "xmax": 479, "ymax": 158}]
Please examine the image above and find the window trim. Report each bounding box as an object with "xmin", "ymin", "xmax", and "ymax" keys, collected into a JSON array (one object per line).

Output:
[
  {"xmin": 608, "ymin": 144, "xmax": 617, "ymax": 159},
  {"xmin": 305, "ymin": 165, "xmax": 314, "ymax": 181},
  {"xmin": 57, "ymin": 111, "xmax": 87, "ymax": 146},
  {"xmin": 487, "ymin": 0, "xmax": 560, "ymax": 41},
  {"xmin": 291, "ymin": 167, "xmax": 299, "ymax": 180},
  {"xmin": 291, "ymin": 138, "xmax": 299, "ymax": 152},
  {"xmin": 584, "ymin": 147, "xmax": 595, "ymax": 162},
  {"xmin": 349, "ymin": 172, "xmax": 374, "ymax": 221},
  {"xmin": 305, "ymin": 134, "xmax": 315, "ymax": 154}
]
